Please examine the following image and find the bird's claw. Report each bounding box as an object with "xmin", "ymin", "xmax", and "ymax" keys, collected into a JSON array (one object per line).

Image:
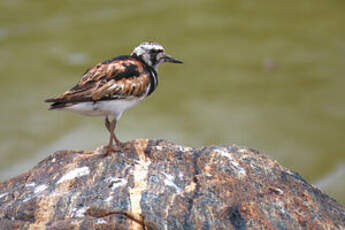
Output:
[{"xmin": 105, "ymin": 144, "xmax": 122, "ymax": 156}]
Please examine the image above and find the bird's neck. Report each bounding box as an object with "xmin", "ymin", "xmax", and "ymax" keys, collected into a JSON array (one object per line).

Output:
[{"xmin": 131, "ymin": 54, "xmax": 160, "ymax": 71}]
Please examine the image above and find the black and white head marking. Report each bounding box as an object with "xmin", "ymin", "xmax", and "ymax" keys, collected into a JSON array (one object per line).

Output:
[{"xmin": 131, "ymin": 41, "xmax": 166, "ymax": 70}]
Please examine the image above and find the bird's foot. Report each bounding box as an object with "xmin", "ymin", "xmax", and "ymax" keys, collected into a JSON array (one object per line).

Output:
[{"xmin": 105, "ymin": 144, "xmax": 122, "ymax": 156}]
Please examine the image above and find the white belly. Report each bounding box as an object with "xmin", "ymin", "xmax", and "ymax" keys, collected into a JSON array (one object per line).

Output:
[{"xmin": 63, "ymin": 98, "xmax": 143, "ymax": 119}]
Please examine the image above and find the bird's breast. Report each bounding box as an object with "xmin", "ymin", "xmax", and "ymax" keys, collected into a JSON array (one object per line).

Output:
[{"xmin": 63, "ymin": 97, "xmax": 145, "ymax": 117}]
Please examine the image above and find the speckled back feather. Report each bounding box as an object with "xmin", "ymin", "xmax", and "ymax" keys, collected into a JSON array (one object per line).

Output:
[{"xmin": 45, "ymin": 56, "xmax": 157, "ymax": 109}]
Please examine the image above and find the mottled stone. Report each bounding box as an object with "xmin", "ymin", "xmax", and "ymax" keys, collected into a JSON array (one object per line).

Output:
[{"xmin": 0, "ymin": 139, "xmax": 344, "ymax": 229}]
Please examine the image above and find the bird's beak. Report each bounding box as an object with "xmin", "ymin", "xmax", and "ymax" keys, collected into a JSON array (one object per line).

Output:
[{"xmin": 162, "ymin": 54, "xmax": 183, "ymax": 64}]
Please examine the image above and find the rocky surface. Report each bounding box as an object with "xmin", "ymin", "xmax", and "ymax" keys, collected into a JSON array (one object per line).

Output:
[{"xmin": 0, "ymin": 139, "xmax": 344, "ymax": 230}]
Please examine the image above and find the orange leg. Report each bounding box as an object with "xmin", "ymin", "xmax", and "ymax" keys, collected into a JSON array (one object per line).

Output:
[{"xmin": 105, "ymin": 116, "xmax": 122, "ymax": 155}]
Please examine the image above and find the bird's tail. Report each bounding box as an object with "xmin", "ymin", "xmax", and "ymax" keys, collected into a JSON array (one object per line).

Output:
[{"xmin": 44, "ymin": 98, "xmax": 66, "ymax": 110}]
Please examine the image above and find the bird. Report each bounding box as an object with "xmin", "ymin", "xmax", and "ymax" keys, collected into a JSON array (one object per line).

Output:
[{"xmin": 45, "ymin": 41, "xmax": 182, "ymax": 155}]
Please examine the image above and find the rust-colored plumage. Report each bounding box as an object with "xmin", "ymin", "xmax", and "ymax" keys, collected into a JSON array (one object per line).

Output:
[
  {"xmin": 45, "ymin": 41, "xmax": 182, "ymax": 155},
  {"xmin": 45, "ymin": 56, "xmax": 154, "ymax": 108}
]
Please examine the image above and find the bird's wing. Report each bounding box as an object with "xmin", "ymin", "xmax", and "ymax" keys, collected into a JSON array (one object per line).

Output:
[{"xmin": 45, "ymin": 56, "xmax": 152, "ymax": 107}]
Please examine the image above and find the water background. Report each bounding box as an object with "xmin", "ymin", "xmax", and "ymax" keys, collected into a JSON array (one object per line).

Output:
[{"xmin": 0, "ymin": 0, "xmax": 344, "ymax": 203}]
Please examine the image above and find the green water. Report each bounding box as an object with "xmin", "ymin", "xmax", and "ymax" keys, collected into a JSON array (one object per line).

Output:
[{"xmin": 0, "ymin": 0, "xmax": 344, "ymax": 203}]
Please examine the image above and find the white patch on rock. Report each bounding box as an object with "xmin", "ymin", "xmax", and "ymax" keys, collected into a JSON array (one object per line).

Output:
[
  {"xmin": 176, "ymin": 145, "xmax": 192, "ymax": 153},
  {"xmin": 0, "ymin": 192, "xmax": 8, "ymax": 199},
  {"xmin": 155, "ymin": 146, "xmax": 163, "ymax": 151},
  {"xmin": 105, "ymin": 177, "xmax": 127, "ymax": 190},
  {"xmin": 163, "ymin": 172, "xmax": 181, "ymax": 193},
  {"xmin": 237, "ymin": 148, "xmax": 248, "ymax": 154},
  {"xmin": 34, "ymin": 184, "xmax": 48, "ymax": 194},
  {"xmin": 104, "ymin": 196, "xmax": 113, "ymax": 202},
  {"xmin": 270, "ymin": 187, "xmax": 284, "ymax": 195},
  {"xmin": 73, "ymin": 207, "xmax": 88, "ymax": 218},
  {"xmin": 214, "ymin": 149, "xmax": 246, "ymax": 177},
  {"xmin": 272, "ymin": 199, "xmax": 288, "ymax": 215},
  {"xmin": 178, "ymin": 172, "xmax": 184, "ymax": 179},
  {"xmin": 214, "ymin": 149, "xmax": 233, "ymax": 160},
  {"xmin": 23, "ymin": 196, "xmax": 33, "ymax": 202},
  {"xmin": 111, "ymin": 179, "xmax": 127, "ymax": 190},
  {"xmin": 96, "ymin": 218, "xmax": 108, "ymax": 224},
  {"xmin": 52, "ymin": 158, "xmax": 56, "ymax": 163},
  {"xmin": 105, "ymin": 176, "xmax": 116, "ymax": 183},
  {"xmin": 57, "ymin": 167, "xmax": 90, "ymax": 184},
  {"xmin": 230, "ymin": 161, "xmax": 246, "ymax": 177},
  {"xmin": 25, "ymin": 182, "xmax": 36, "ymax": 187}
]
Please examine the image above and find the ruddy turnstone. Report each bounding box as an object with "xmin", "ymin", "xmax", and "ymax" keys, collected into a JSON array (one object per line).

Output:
[{"xmin": 45, "ymin": 41, "xmax": 182, "ymax": 155}]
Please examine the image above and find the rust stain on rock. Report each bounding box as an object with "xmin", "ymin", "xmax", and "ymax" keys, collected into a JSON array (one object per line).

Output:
[{"xmin": 0, "ymin": 139, "xmax": 344, "ymax": 229}]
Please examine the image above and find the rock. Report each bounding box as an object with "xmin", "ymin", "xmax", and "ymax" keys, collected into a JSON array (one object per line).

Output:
[{"xmin": 0, "ymin": 139, "xmax": 344, "ymax": 230}]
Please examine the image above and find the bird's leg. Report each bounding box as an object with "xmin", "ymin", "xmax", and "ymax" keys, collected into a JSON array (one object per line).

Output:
[
  {"xmin": 104, "ymin": 116, "xmax": 117, "ymax": 155},
  {"xmin": 105, "ymin": 116, "xmax": 114, "ymax": 155},
  {"xmin": 105, "ymin": 116, "xmax": 123, "ymax": 145},
  {"xmin": 105, "ymin": 116, "xmax": 112, "ymax": 133},
  {"xmin": 112, "ymin": 118, "xmax": 123, "ymax": 147},
  {"xmin": 104, "ymin": 116, "xmax": 123, "ymax": 155}
]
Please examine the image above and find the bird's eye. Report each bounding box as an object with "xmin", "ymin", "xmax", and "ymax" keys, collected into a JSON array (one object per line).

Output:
[{"xmin": 151, "ymin": 49, "xmax": 162, "ymax": 54}]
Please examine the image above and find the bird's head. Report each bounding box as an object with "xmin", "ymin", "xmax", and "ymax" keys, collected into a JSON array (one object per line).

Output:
[{"xmin": 131, "ymin": 41, "xmax": 182, "ymax": 70}]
